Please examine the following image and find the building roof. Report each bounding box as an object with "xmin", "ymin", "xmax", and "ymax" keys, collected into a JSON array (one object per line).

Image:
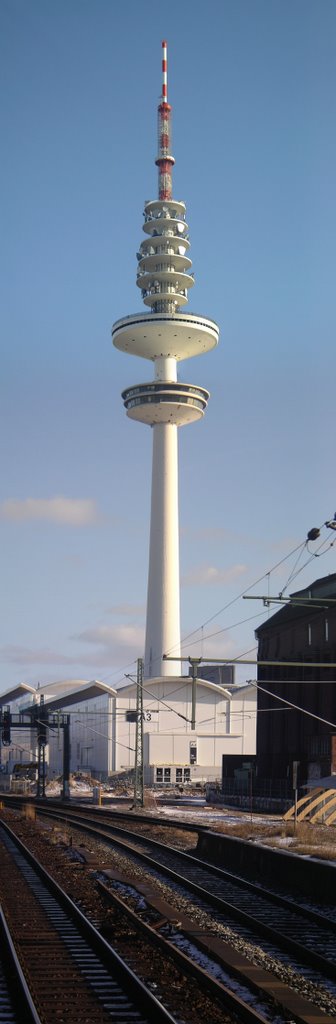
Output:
[
  {"xmin": 226, "ymin": 682, "xmax": 257, "ymax": 697},
  {"xmin": 305, "ymin": 776, "xmax": 336, "ymax": 790},
  {"xmin": 0, "ymin": 683, "xmax": 37, "ymax": 706},
  {"xmin": 255, "ymin": 573, "xmax": 336, "ymax": 637},
  {"xmin": 40, "ymin": 679, "xmax": 117, "ymax": 711},
  {"xmin": 1, "ymin": 679, "xmax": 117, "ymax": 711},
  {"xmin": 116, "ymin": 674, "xmax": 232, "ymax": 699}
]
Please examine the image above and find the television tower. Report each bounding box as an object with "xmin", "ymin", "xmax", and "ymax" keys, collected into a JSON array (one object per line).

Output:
[{"xmin": 112, "ymin": 42, "xmax": 219, "ymax": 679}]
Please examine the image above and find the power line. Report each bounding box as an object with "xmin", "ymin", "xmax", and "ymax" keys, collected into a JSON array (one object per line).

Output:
[
  {"xmin": 255, "ymin": 681, "xmax": 336, "ymax": 730},
  {"xmin": 164, "ymin": 539, "xmax": 307, "ymax": 658},
  {"xmin": 75, "ymin": 518, "xmax": 336, "ymax": 689},
  {"xmin": 181, "ymin": 611, "xmax": 265, "ymax": 650},
  {"xmin": 163, "ymin": 518, "xmax": 336, "ymax": 667},
  {"xmin": 18, "ymin": 521, "xmax": 334, "ymax": 699},
  {"xmin": 280, "ymin": 529, "xmax": 336, "ymax": 595}
]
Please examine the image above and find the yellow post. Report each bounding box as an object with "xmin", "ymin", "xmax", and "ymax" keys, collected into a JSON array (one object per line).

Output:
[{"xmin": 24, "ymin": 803, "xmax": 36, "ymax": 821}]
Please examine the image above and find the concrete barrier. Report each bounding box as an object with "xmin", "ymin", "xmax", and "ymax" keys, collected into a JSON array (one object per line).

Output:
[{"xmin": 196, "ymin": 830, "xmax": 336, "ymax": 901}]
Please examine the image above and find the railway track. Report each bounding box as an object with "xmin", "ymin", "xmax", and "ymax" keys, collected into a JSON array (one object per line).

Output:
[
  {"xmin": 1, "ymin": 805, "xmax": 336, "ymax": 1023},
  {"xmin": 0, "ymin": 819, "xmax": 179, "ymax": 1024},
  {"xmin": 35, "ymin": 805, "xmax": 336, "ymax": 978},
  {"xmin": 0, "ymin": 905, "xmax": 42, "ymax": 1024}
]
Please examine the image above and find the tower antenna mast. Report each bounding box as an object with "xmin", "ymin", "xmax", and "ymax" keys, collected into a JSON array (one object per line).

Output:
[{"xmin": 156, "ymin": 40, "xmax": 175, "ymax": 201}]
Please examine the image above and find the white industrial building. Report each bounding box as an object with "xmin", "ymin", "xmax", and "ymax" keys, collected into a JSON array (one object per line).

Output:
[
  {"xmin": 115, "ymin": 676, "xmax": 256, "ymax": 785},
  {"xmin": 0, "ymin": 674, "xmax": 256, "ymax": 786}
]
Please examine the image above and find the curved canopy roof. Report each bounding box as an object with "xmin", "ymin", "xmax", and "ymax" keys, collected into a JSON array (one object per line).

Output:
[
  {"xmin": 116, "ymin": 674, "xmax": 232, "ymax": 700},
  {"xmin": 0, "ymin": 683, "xmax": 36, "ymax": 706},
  {"xmin": 0, "ymin": 679, "xmax": 117, "ymax": 711}
]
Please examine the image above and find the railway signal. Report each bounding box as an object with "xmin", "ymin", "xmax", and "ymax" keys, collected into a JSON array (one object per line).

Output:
[{"xmin": 1, "ymin": 707, "xmax": 11, "ymax": 745}]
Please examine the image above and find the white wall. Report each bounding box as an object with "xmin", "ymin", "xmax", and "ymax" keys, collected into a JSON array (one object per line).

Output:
[
  {"xmin": 48, "ymin": 695, "xmax": 113, "ymax": 777},
  {"xmin": 114, "ymin": 678, "xmax": 256, "ymax": 775},
  {"xmin": 2, "ymin": 679, "xmax": 256, "ymax": 782}
]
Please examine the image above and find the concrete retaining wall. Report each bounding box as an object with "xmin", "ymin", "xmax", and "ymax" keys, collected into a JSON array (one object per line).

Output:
[{"xmin": 196, "ymin": 830, "xmax": 336, "ymax": 901}]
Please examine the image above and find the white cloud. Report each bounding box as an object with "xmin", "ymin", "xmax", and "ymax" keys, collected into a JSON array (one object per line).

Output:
[
  {"xmin": 0, "ymin": 497, "xmax": 99, "ymax": 526},
  {"xmin": 76, "ymin": 623, "xmax": 144, "ymax": 652},
  {"xmin": 0, "ymin": 645, "xmax": 78, "ymax": 666},
  {"xmin": 182, "ymin": 563, "xmax": 247, "ymax": 587},
  {"xmin": 0, "ymin": 620, "xmax": 145, "ymax": 673},
  {"xmin": 181, "ymin": 630, "xmax": 235, "ymax": 660}
]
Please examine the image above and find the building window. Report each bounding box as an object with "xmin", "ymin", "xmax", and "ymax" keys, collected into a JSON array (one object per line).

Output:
[
  {"xmin": 190, "ymin": 743, "xmax": 197, "ymax": 765},
  {"xmin": 309, "ymin": 735, "xmax": 330, "ymax": 757},
  {"xmin": 183, "ymin": 768, "xmax": 191, "ymax": 781},
  {"xmin": 164, "ymin": 768, "xmax": 171, "ymax": 782},
  {"xmin": 156, "ymin": 768, "xmax": 163, "ymax": 782},
  {"xmin": 308, "ymin": 624, "xmax": 312, "ymax": 646},
  {"xmin": 325, "ymin": 618, "xmax": 329, "ymax": 642},
  {"xmin": 176, "ymin": 768, "xmax": 183, "ymax": 782}
]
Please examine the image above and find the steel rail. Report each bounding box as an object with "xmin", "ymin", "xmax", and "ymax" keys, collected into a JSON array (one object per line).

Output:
[
  {"xmin": 0, "ymin": 820, "xmax": 179, "ymax": 1024},
  {"xmin": 3, "ymin": 807, "xmax": 329, "ymax": 1024},
  {"xmin": 0, "ymin": 907, "xmax": 43, "ymax": 1024},
  {"xmin": 97, "ymin": 877, "xmax": 277, "ymax": 1024},
  {"xmin": 35, "ymin": 806, "xmax": 336, "ymax": 983},
  {"xmin": 96, "ymin": 874, "xmax": 336, "ymax": 1024},
  {"xmin": 5, "ymin": 795, "xmax": 209, "ymax": 833},
  {"xmin": 37, "ymin": 803, "xmax": 336, "ymax": 928}
]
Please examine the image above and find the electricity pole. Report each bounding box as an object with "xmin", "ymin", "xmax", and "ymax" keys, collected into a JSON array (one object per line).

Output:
[
  {"xmin": 162, "ymin": 655, "xmax": 202, "ymax": 730},
  {"xmin": 133, "ymin": 657, "xmax": 144, "ymax": 807},
  {"xmin": 189, "ymin": 658, "xmax": 202, "ymax": 730}
]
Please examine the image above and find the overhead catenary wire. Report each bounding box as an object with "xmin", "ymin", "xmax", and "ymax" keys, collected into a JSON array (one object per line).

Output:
[
  {"xmin": 255, "ymin": 680, "xmax": 336, "ymax": 731},
  {"xmin": 164, "ymin": 538, "xmax": 308, "ymax": 658},
  {"xmin": 75, "ymin": 516, "xmax": 335, "ymax": 690},
  {"xmin": 165, "ymin": 517, "xmax": 335, "ymax": 663},
  {"xmin": 279, "ymin": 543, "xmax": 307, "ymax": 594},
  {"xmin": 280, "ymin": 529, "xmax": 336, "ymax": 595},
  {"xmin": 181, "ymin": 610, "xmax": 266, "ymax": 651}
]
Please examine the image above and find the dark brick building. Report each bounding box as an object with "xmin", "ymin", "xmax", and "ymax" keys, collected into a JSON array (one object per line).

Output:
[{"xmin": 255, "ymin": 573, "xmax": 336, "ymax": 786}]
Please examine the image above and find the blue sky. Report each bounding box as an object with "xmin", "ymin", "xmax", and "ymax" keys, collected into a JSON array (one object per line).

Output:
[{"xmin": 1, "ymin": 0, "xmax": 336, "ymax": 693}]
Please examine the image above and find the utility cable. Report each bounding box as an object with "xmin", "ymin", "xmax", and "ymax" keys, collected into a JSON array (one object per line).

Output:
[
  {"xmin": 280, "ymin": 525, "xmax": 335, "ymax": 595},
  {"xmin": 164, "ymin": 539, "xmax": 307, "ymax": 659},
  {"xmin": 255, "ymin": 681, "xmax": 336, "ymax": 730},
  {"xmin": 280, "ymin": 542, "xmax": 307, "ymax": 595},
  {"xmin": 181, "ymin": 611, "xmax": 265, "ymax": 652},
  {"xmin": 78, "ymin": 518, "xmax": 335, "ymax": 688}
]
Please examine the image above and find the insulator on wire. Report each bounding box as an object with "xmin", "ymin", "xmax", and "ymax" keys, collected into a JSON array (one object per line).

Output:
[
  {"xmin": 325, "ymin": 520, "xmax": 336, "ymax": 532},
  {"xmin": 307, "ymin": 527, "xmax": 320, "ymax": 541}
]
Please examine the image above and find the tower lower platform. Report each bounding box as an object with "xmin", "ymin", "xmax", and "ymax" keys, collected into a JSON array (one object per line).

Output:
[{"xmin": 122, "ymin": 380, "xmax": 209, "ymax": 425}]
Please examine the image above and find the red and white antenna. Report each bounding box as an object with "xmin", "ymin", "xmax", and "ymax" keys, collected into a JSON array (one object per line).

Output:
[
  {"xmin": 161, "ymin": 39, "xmax": 168, "ymax": 102},
  {"xmin": 155, "ymin": 39, "xmax": 175, "ymax": 200}
]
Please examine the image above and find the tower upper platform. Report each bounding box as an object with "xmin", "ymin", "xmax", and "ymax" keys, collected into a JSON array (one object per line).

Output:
[
  {"xmin": 112, "ymin": 41, "xmax": 219, "ymax": 364},
  {"xmin": 112, "ymin": 36, "xmax": 219, "ymax": 382},
  {"xmin": 112, "ymin": 311, "xmax": 219, "ymax": 362}
]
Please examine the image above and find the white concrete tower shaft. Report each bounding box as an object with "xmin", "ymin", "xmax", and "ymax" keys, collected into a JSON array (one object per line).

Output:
[
  {"xmin": 145, "ymin": 423, "xmax": 180, "ymax": 679},
  {"xmin": 112, "ymin": 42, "xmax": 219, "ymax": 678}
]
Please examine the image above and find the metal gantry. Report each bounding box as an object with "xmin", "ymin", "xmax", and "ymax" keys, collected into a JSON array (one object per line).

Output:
[{"xmin": 0, "ymin": 704, "xmax": 71, "ymax": 800}]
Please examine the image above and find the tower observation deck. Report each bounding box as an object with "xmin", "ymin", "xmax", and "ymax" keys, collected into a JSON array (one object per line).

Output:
[{"xmin": 112, "ymin": 41, "xmax": 219, "ymax": 679}]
